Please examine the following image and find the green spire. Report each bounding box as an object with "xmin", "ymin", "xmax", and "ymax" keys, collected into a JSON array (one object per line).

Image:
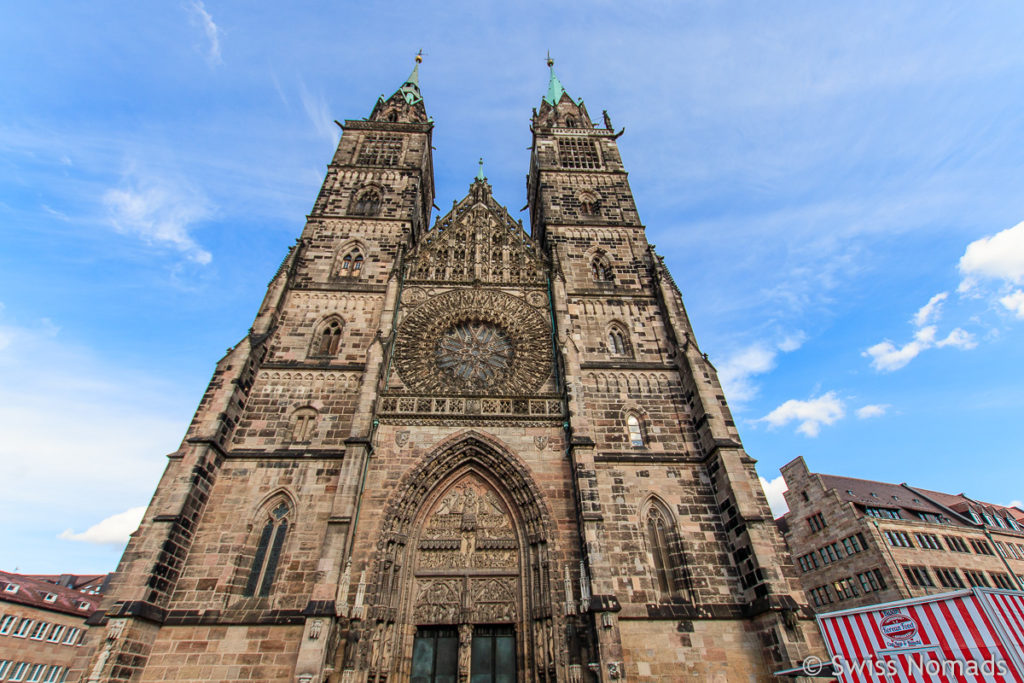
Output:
[
  {"xmin": 397, "ymin": 52, "xmax": 423, "ymax": 105},
  {"xmin": 476, "ymin": 157, "xmax": 485, "ymax": 181},
  {"xmin": 543, "ymin": 53, "xmax": 566, "ymax": 106}
]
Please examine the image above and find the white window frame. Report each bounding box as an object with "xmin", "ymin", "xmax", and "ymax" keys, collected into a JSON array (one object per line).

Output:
[
  {"xmin": 13, "ymin": 618, "xmax": 34, "ymax": 638},
  {"xmin": 46, "ymin": 624, "xmax": 65, "ymax": 642},
  {"xmin": 0, "ymin": 614, "xmax": 16, "ymax": 634},
  {"xmin": 28, "ymin": 621, "xmax": 49, "ymax": 640},
  {"xmin": 9, "ymin": 661, "xmax": 29, "ymax": 682},
  {"xmin": 3, "ymin": 583, "xmax": 19, "ymax": 594},
  {"xmin": 43, "ymin": 666, "xmax": 63, "ymax": 683},
  {"xmin": 62, "ymin": 627, "xmax": 80, "ymax": 645},
  {"xmin": 0, "ymin": 660, "xmax": 11, "ymax": 677},
  {"xmin": 26, "ymin": 663, "xmax": 45, "ymax": 682}
]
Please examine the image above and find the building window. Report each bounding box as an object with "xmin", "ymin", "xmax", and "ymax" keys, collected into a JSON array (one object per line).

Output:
[
  {"xmin": 314, "ymin": 318, "xmax": 343, "ymax": 356},
  {"xmin": 902, "ymin": 565, "xmax": 934, "ymax": 588},
  {"xmin": 991, "ymin": 573, "xmax": 1016, "ymax": 590},
  {"xmin": 857, "ymin": 569, "xmax": 885, "ymax": 593},
  {"xmin": 0, "ymin": 662, "xmax": 9, "ymax": 678},
  {"xmin": 42, "ymin": 666, "xmax": 64, "ymax": 683},
  {"xmin": 244, "ymin": 501, "xmax": 291, "ymax": 597},
  {"xmin": 970, "ymin": 539, "xmax": 994, "ymax": 556},
  {"xmin": 557, "ymin": 137, "xmax": 601, "ymax": 169},
  {"xmin": 62, "ymin": 627, "xmax": 80, "ymax": 645},
  {"xmin": 915, "ymin": 533, "xmax": 941, "ymax": 550},
  {"xmin": 644, "ymin": 503, "xmax": 688, "ymax": 601},
  {"xmin": 25, "ymin": 664, "xmax": 44, "ymax": 682},
  {"xmin": 807, "ymin": 512, "xmax": 827, "ymax": 532},
  {"xmin": 935, "ymin": 568, "xmax": 964, "ymax": 589},
  {"xmin": 0, "ymin": 615, "xmax": 15, "ymax": 634},
  {"xmin": 864, "ymin": 506, "xmax": 902, "ymax": 519},
  {"xmin": 884, "ymin": 530, "xmax": 913, "ymax": 548},
  {"xmin": 8, "ymin": 662, "xmax": 28, "ymax": 681},
  {"xmin": 963, "ymin": 570, "xmax": 990, "ymax": 588},
  {"xmin": 350, "ymin": 189, "xmax": 382, "ymax": 217},
  {"xmin": 944, "ymin": 536, "xmax": 970, "ymax": 553},
  {"xmin": 13, "ymin": 618, "xmax": 33, "ymax": 638},
  {"xmin": 833, "ymin": 578, "xmax": 858, "ymax": 600},
  {"xmin": 356, "ymin": 134, "xmax": 402, "ymax": 166},
  {"xmin": 590, "ymin": 254, "xmax": 613, "ymax": 282},
  {"xmin": 578, "ymin": 191, "xmax": 600, "ymax": 217},
  {"xmin": 607, "ymin": 325, "xmax": 631, "ymax": 357},
  {"xmin": 626, "ymin": 414, "xmax": 645, "ymax": 447},
  {"xmin": 291, "ymin": 407, "xmax": 318, "ymax": 443},
  {"xmin": 28, "ymin": 621, "xmax": 48, "ymax": 640},
  {"xmin": 340, "ymin": 250, "xmax": 364, "ymax": 278},
  {"xmin": 46, "ymin": 624, "xmax": 65, "ymax": 642}
]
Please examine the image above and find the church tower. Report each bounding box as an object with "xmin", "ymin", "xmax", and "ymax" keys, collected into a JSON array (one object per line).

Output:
[{"xmin": 76, "ymin": 58, "xmax": 821, "ymax": 683}]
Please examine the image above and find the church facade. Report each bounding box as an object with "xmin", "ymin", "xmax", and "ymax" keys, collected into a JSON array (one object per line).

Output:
[{"xmin": 76, "ymin": 59, "xmax": 821, "ymax": 682}]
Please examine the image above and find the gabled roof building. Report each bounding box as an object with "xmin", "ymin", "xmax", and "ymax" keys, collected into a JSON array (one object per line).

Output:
[{"xmin": 778, "ymin": 456, "xmax": 1024, "ymax": 613}]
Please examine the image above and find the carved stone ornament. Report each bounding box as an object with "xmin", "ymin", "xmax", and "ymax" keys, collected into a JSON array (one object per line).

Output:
[
  {"xmin": 395, "ymin": 430, "xmax": 410, "ymax": 447},
  {"xmin": 412, "ymin": 579, "xmax": 461, "ymax": 624},
  {"xmin": 401, "ymin": 286, "xmax": 427, "ymax": 305},
  {"xmin": 534, "ymin": 435, "xmax": 549, "ymax": 451},
  {"xmin": 526, "ymin": 290, "xmax": 548, "ymax": 307},
  {"xmin": 393, "ymin": 289, "xmax": 552, "ymax": 394}
]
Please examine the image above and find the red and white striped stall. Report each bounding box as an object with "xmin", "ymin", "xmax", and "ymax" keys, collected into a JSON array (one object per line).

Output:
[{"xmin": 817, "ymin": 588, "xmax": 1024, "ymax": 682}]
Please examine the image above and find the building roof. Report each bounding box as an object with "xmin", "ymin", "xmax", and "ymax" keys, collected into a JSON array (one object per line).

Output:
[
  {"xmin": 818, "ymin": 474, "xmax": 951, "ymax": 517},
  {"xmin": 0, "ymin": 570, "xmax": 104, "ymax": 617},
  {"xmin": 24, "ymin": 573, "xmax": 109, "ymax": 594}
]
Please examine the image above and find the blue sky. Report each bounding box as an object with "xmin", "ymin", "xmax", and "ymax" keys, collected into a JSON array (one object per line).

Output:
[{"xmin": 2, "ymin": 2, "xmax": 1023, "ymax": 572}]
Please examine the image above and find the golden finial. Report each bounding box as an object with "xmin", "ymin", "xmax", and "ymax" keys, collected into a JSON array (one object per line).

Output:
[
  {"xmin": 415, "ymin": 49, "xmax": 424, "ymax": 64},
  {"xmin": 546, "ymin": 51, "xmax": 554, "ymax": 68}
]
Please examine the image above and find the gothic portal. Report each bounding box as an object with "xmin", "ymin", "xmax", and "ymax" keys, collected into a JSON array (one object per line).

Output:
[{"xmin": 76, "ymin": 57, "xmax": 823, "ymax": 682}]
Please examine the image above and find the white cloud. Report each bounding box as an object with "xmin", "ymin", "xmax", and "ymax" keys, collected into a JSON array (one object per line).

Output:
[
  {"xmin": 299, "ymin": 82, "xmax": 339, "ymax": 145},
  {"xmin": 912, "ymin": 291, "xmax": 948, "ymax": 327},
  {"xmin": 864, "ymin": 317, "xmax": 976, "ymax": 372},
  {"xmin": 935, "ymin": 327, "xmax": 976, "ymax": 349},
  {"xmin": 777, "ymin": 331, "xmax": 807, "ymax": 353},
  {"xmin": 103, "ymin": 175, "xmax": 212, "ymax": 264},
  {"xmin": 759, "ymin": 475, "xmax": 789, "ymax": 517},
  {"xmin": 1000, "ymin": 290, "xmax": 1024, "ymax": 318},
  {"xmin": 59, "ymin": 506, "xmax": 145, "ymax": 545},
  {"xmin": 856, "ymin": 404, "xmax": 889, "ymax": 419},
  {"xmin": 958, "ymin": 220, "xmax": 1024, "ymax": 289},
  {"xmin": 760, "ymin": 391, "xmax": 845, "ymax": 437},
  {"xmin": 717, "ymin": 333, "xmax": 805, "ymax": 403},
  {"xmin": 1007, "ymin": 500, "xmax": 1023, "ymax": 508},
  {"xmin": 0, "ymin": 311, "xmax": 187, "ymax": 562},
  {"xmin": 189, "ymin": 1, "xmax": 222, "ymax": 66}
]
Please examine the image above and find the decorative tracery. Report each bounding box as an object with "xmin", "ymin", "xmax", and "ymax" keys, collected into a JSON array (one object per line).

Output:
[
  {"xmin": 350, "ymin": 188, "xmax": 382, "ymax": 216},
  {"xmin": 643, "ymin": 500, "xmax": 691, "ymax": 602},
  {"xmin": 244, "ymin": 499, "xmax": 291, "ymax": 597},
  {"xmin": 312, "ymin": 317, "xmax": 343, "ymax": 356},
  {"xmin": 590, "ymin": 253, "xmax": 613, "ymax": 281}
]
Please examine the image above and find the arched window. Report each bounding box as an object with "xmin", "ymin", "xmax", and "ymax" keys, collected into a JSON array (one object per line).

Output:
[
  {"xmin": 314, "ymin": 318, "xmax": 343, "ymax": 356},
  {"xmin": 645, "ymin": 504, "xmax": 688, "ymax": 601},
  {"xmin": 607, "ymin": 326, "xmax": 631, "ymax": 357},
  {"xmin": 350, "ymin": 189, "xmax": 381, "ymax": 217},
  {"xmin": 291, "ymin": 407, "xmax": 317, "ymax": 442},
  {"xmin": 339, "ymin": 250, "xmax": 364, "ymax": 278},
  {"xmin": 244, "ymin": 501, "xmax": 290, "ymax": 597},
  {"xmin": 626, "ymin": 413, "xmax": 645, "ymax": 447},
  {"xmin": 579, "ymin": 192, "xmax": 600, "ymax": 217},
  {"xmin": 565, "ymin": 116, "xmax": 577, "ymax": 128},
  {"xmin": 590, "ymin": 254, "xmax": 613, "ymax": 282}
]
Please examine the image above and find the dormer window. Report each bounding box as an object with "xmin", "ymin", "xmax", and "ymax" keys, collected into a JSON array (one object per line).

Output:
[
  {"xmin": 3, "ymin": 583, "xmax": 18, "ymax": 594},
  {"xmin": 43, "ymin": 593, "xmax": 57, "ymax": 603}
]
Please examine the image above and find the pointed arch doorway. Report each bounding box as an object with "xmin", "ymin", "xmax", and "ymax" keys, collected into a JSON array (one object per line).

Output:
[{"xmin": 365, "ymin": 435, "xmax": 558, "ymax": 683}]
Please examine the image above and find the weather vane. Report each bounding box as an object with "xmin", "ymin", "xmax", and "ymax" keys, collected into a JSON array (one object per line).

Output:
[
  {"xmin": 546, "ymin": 51, "xmax": 554, "ymax": 68},
  {"xmin": 415, "ymin": 49, "xmax": 424, "ymax": 64}
]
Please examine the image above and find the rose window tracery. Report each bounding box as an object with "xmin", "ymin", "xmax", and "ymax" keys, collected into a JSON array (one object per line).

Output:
[
  {"xmin": 435, "ymin": 322, "xmax": 513, "ymax": 388},
  {"xmin": 393, "ymin": 289, "xmax": 551, "ymax": 395}
]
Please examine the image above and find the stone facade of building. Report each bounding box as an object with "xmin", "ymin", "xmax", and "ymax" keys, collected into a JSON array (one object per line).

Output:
[
  {"xmin": 779, "ymin": 456, "xmax": 1024, "ymax": 614},
  {"xmin": 0, "ymin": 571, "xmax": 106, "ymax": 682},
  {"xmin": 75, "ymin": 60, "xmax": 822, "ymax": 682}
]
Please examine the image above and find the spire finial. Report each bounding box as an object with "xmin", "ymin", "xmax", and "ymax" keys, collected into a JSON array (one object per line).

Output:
[
  {"xmin": 415, "ymin": 49, "xmax": 423, "ymax": 64},
  {"xmin": 543, "ymin": 54, "xmax": 567, "ymax": 106},
  {"xmin": 476, "ymin": 157, "xmax": 485, "ymax": 181}
]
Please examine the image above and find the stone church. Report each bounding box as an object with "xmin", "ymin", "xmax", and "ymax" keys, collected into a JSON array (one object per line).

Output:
[{"xmin": 76, "ymin": 58, "xmax": 822, "ymax": 682}]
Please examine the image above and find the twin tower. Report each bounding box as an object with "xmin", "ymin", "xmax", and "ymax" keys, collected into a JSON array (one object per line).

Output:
[{"xmin": 77, "ymin": 59, "xmax": 822, "ymax": 682}]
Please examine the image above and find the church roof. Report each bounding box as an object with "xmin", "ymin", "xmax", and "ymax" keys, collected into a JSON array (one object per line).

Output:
[
  {"xmin": 396, "ymin": 60, "xmax": 422, "ymax": 106},
  {"xmin": 543, "ymin": 63, "xmax": 567, "ymax": 106}
]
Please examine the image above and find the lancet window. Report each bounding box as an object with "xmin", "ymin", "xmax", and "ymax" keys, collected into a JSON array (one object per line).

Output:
[
  {"xmin": 626, "ymin": 413, "xmax": 645, "ymax": 447},
  {"xmin": 607, "ymin": 325, "xmax": 631, "ymax": 357},
  {"xmin": 644, "ymin": 502, "xmax": 690, "ymax": 601},
  {"xmin": 340, "ymin": 250, "xmax": 364, "ymax": 278},
  {"xmin": 313, "ymin": 318, "xmax": 343, "ymax": 356},
  {"xmin": 244, "ymin": 501, "xmax": 290, "ymax": 597},
  {"xmin": 590, "ymin": 253, "xmax": 613, "ymax": 281}
]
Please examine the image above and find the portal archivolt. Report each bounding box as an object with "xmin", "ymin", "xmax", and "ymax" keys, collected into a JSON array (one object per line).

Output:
[{"xmin": 357, "ymin": 434, "xmax": 560, "ymax": 682}]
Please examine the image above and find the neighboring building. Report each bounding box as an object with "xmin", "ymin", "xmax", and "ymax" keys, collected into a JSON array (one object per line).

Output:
[
  {"xmin": 76, "ymin": 58, "xmax": 822, "ymax": 682},
  {"xmin": 0, "ymin": 571, "xmax": 104, "ymax": 682},
  {"xmin": 779, "ymin": 456, "xmax": 1024, "ymax": 614}
]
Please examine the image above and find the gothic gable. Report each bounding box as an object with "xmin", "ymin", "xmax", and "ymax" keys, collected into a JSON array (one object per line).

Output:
[{"xmin": 406, "ymin": 179, "xmax": 548, "ymax": 285}]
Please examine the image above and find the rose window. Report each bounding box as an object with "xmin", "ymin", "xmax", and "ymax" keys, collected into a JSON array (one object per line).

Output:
[{"xmin": 435, "ymin": 322, "xmax": 513, "ymax": 387}]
